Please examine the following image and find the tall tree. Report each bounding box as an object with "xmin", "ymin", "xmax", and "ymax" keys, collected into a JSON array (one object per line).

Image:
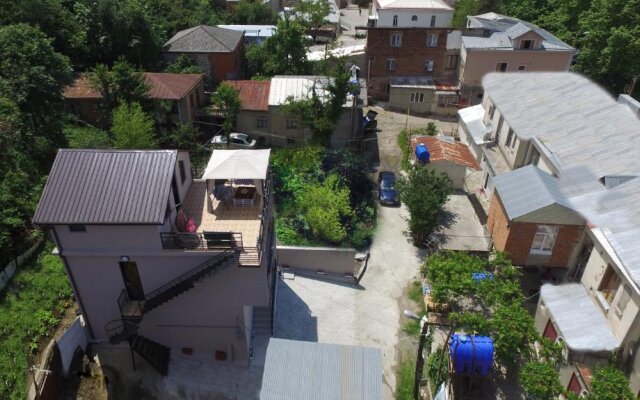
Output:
[
  {"xmin": 227, "ymin": 0, "xmax": 277, "ymax": 25},
  {"xmin": 245, "ymin": 18, "xmax": 311, "ymax": 77},
  {"xmin": 294, "ymin": 0, "xmax": 332, "ymax": 41},
  {"xmin": 588, "ymin": 366, "xmax": 635, "ymax": 400},
  {"xmin": 211, "ymin": 82, "xmax": 241, "ymax": 146},
  {"xmin": 111, "ymin": 102, "xmax": 157, "ymax": 149}
]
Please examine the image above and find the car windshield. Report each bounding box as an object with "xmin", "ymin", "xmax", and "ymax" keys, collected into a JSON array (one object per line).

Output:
[{"xmin": 380, "ymin": 177, "xmax": 395, "ymax": 190}]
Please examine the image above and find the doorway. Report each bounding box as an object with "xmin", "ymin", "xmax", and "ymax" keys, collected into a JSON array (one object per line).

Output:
[{"xmin": 119, "ymin": 261, "xmax": 144, "ymax": 300}]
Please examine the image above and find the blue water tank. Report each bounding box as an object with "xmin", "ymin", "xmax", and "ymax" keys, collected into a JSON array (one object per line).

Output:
[
  {"xmin": 471, "ymin": 272, "xmax": 494, "ymax": 282},
  {"xmin": 415, "ymin": 143, "xmax": 430, "ymax": 163},
  {"xmin": 449, "ymin": 334, "xmax": 494, "ymax": 376}
]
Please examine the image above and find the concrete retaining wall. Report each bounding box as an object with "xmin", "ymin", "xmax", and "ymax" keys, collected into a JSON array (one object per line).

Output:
[
  {"xmin": 277, "ymin": 246, "xmax": 358, "ymax": 277},
  {"xmin": 0, "ymin": 241, "xmax": 41, "ymax": 292}
]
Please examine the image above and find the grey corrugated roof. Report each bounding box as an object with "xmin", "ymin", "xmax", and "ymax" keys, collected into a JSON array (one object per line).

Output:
[
  {"xmin": 260, "ymin": 338, "xmax": 382, "ymax": 400},
  {"xmin": 464, "ymin": 13, "xmax": 573, "ymax": 51},
  {"xmin": 163, "ymin": 25, "xmax": 243, "ymax": 53},
  {"xmin": 493, "ymin": 165, "xmax": 574, "ymax": 220},
  {"xmin": 462, "ymin": 32, "xmax": 511, "ymax": 49},
  {"xmin": 540, "ymin": 284, "xmax": 619, "ymax": 352},
  {"xmin": 33, "ymin": 150, "xmax": 177, "ymax": 225}
]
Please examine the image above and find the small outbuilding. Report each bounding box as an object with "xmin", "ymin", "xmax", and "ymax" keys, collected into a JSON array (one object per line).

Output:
[{"xmin": 411, "ymin": 136, "xmax": 480, "ymax": 189}]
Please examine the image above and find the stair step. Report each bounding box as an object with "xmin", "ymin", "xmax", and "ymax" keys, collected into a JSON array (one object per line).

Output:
[{"xmin": 131, "ymin": 334, "xmax": 171, "ymax": 376}]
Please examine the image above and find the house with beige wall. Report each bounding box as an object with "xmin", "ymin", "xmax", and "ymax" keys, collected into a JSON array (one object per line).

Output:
[
  {"xmin": 468, "ymin": 71, "xmax": 640, "ymax": 395},
  {"xmin": 458, "ymin": 13, "xmax": 575, "ymax": 105},
  {"xmin": 33, "ymin": 149, "xmax": 277, "ymax": 375}
]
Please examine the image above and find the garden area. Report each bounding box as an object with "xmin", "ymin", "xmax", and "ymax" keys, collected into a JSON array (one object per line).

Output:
[
  {"xmin": 270, "ymin": 146, "xmax": 376, "ymax": 249},
  {"xmin": 0, "ymin": 244, "xmax": 74, "ymax": 400}
]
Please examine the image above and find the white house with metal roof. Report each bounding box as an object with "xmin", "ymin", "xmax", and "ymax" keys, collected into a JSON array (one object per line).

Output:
[
  {"xmin": 468, "ymin": 71, "xmax": 640, "ymax": 395},
  {"xmin": 369, "ymin": 0, "xmax": 453, "ymax": 28}
]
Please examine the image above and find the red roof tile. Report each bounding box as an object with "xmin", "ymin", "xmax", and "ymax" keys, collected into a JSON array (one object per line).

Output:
[
  {"xmin": 411, "ymin": 136, "xmax": 480, "ymax": 170},
  {"xmin": 223, "ymin": 80, "xmax": 270, "ymax": 111},
  {"xmin": 63, "ymin": 73, "xmax": 204, "ymax": 101}
]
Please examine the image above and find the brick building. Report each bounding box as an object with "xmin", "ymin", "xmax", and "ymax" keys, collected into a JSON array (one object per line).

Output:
[
  {"xmin": 365, "ymin": 27, "xmax": 465, "ymax": 114},
  {"xmin": 486, "ymin": 166, "xmax": 585, "ymax": 267}
]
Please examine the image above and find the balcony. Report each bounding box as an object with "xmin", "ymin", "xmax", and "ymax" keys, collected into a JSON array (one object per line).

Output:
[{"xmin": 162, "ymin": 178, "xmax": 272, "ymax": 267}]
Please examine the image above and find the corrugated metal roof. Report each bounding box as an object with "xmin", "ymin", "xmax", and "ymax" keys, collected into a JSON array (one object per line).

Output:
[
  {"xmin": 411, "ymin": 136, "xmax": 480, "ymax": 169},
  {"xmin": 33, "ymin": 150, "xmax": 177, "ymax": 225},
  {"xmin": 163, "ymin": 25, "xmax": 243, "ymax": 53},
  {"xmin": 268, "ymin": 76, "xmax": 355, "ymax": 107},
  {"xmin": 493, "ymin": 165, "xmax": 575, "ymax": 220},
  {"xmin": 540, "ymin": 283, "xmax": 620, "ymax": 352},
  {"xmin": 216, "ymin": 25, "xmax": 276, "ymax": 37},
  {"xmin": 505, "ymin": 22, "xmax": 531, "ymax": 38},
  {"xmin": 389, "ymin": 76, "xmax": 434, "ymax": 89},
  {"xmin": 224, "ymin": 80, "xmax": 270, "ymax": 111},
  {"xmin": 260, "ymin": 338, "xmax": 382, "ymax": 400}
]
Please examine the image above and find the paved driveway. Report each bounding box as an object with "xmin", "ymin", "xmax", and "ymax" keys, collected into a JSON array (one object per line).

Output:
[{"xmin": 275, "ymin": 204, "xmax": 424, "ymax": 399}]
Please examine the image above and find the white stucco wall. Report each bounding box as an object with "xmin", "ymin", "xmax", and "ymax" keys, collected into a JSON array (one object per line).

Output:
[{"xmin": 375, "ymin": 9, "xmax": 453, "ymax": 28}]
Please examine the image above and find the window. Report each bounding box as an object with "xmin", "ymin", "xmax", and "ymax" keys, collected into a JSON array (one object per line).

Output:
[
  {"xmin": 178, "ymin": 160, "xmax": 186, "ymax": 185},
  {"xmin": 438, "ymin": 94, "xmax": 458, "ymax": 108},
  {"xmin": 68, "ymin": 224, "xmax": 86, "ymax": 232},
  {"xmin": 392, "ymin": 15, "xmax": 398, "ymax": 26},
  {"xmin": 495, "ymin": 62, "xmax": 508, "ymax": 72},
  {"xmin": 521, "ymin": 39, "xmax": 535, "ymax": 49},
  {"xmin": 390, "ymin": 33, "xmax": 401, "ymax": 47},
  {"xmin": 257, "ymin": 115, "xmax": 268, "ymax": 129},
  {"xmin": 488, "ymin": 103, "xmax": 496, "ymax": 121},
  {"xmin": 411, "ymin": 15, "xmax": 417, "ymax": 21},
  {"xmin": 445, "ymin": 54, "xmax": 459, "ymax": 70},
  {"xmin": 430, "ymin": 15, "xmax": 436, "ymax": 27},
  {"xmin": 505, "ymin": 127, "xmax": 515, "ymax": 148},
  {"xmin": 427, "ymin": 33, "xmax": 438, "ymax": 47},
  {"xmin": 530, "ymin": 225, "xmax": 559, "ymax": 254},
  {"xmin": 495, "ymin": 115, "xmax": 504, "ymax": 143},
  {"xmin": 286, "ymin": 119, "xmax": 298, "ymax": 129},
  {"xmin": 599, "ymin": 265, "xmax": 620, "ymax": 304},
  {"xmin": 386, "ymin": 58, "xmax": 396, "ymax": 71},
  {"xmin": 518, "ymin": 65, "xmax": 526, "ymax": 71},
  {"xmin": 615, "ymin": 285, "xmax": 631, "ymax": 318},
  {"xmin": 410, "ymin": 92, "xmax": 425, "ymax": 103},
  {"xmin": 424, "ymin": 59, "xmax": 434, "ymax": 72}
]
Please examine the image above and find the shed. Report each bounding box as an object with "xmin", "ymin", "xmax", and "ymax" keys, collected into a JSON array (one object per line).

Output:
[
  {"xmin": 260, "ymin": 338, "xmax": 383, "ymax": 400},
  {"xmin": 411, "ymin": 136, "xmax": 479, "ymax": 189}
]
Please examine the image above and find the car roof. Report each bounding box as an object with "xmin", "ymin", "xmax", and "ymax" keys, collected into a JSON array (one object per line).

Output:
[{"xmin": 379, "ymin": 171, "xmax": 395, "ymax": 178}]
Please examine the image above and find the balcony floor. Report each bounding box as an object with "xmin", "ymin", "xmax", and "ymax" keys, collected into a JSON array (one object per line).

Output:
[{"xmin": 181, "ymin": 180, "xmax": 262, "ymax": 249}]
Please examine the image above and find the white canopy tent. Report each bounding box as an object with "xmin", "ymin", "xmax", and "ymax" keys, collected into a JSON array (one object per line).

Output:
[{"xmin": 202, "ymin": 149, "xmax": 271, "ymax": 180}]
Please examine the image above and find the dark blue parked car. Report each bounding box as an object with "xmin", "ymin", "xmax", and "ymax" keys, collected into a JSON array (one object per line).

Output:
[{"xmin": 378, "ymin": 171, "xmax": 400, "ymax": 206}]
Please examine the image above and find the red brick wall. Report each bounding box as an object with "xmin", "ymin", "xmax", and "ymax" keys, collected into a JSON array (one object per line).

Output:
[
  {"xmin": 365, "ymin": 27, "xmax": 452, "ymax": 99},
  {"xmin": 208, "ymin": 43, "xmax": 244, "ymax": 86},
  {"xmin": 487, "ymin": 193, "xmax": 584, "ymax": 267}
]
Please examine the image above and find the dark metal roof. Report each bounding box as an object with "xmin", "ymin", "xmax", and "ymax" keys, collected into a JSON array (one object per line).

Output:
[
  {"xmin": 33, "ymin": 149, "xmax": 177, "ymax": 225},
  {"xmin": 163, "ymin": 25, "xmax": 243, "ymax": 53}
]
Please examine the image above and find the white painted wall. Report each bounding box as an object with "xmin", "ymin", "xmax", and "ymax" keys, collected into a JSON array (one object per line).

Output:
[{"xmin": 374, "ymin": 9, "xmax": 453, "ymax": 28}]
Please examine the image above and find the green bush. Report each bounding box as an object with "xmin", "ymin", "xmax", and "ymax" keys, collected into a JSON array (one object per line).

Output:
[
  {"xmin": 520, "ymin": 361, "xmax": 563, "ymax": 400},
  {"xmin": 397, "ymin": 130, "xmax": 410, "ymax": 171},
  {"xmin": 589, "ymin": 366, "xmax": 635, "ymax": 400},
  {"xmin": 426, "ymin": 122, "xmax": 437, "ymax": 136},
  {"xmin": 0, "ymin": 244, "xmax": 73, "ymax": 399},
  {"xmin": 64, "ymin": 125, "xmax": 113, "ymax": 148}
]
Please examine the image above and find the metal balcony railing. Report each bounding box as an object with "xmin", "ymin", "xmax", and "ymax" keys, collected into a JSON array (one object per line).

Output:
[{"xmin": 160, "ymin": 231, "xmax": 244, "ymax": 250}]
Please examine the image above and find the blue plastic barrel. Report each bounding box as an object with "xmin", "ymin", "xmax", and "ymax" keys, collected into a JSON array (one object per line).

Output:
[
  {"xmin": 415, "ymin": 143, "xmax": 430, "ymax": 163},
  {"xmin": 449, "ymin": 334, "xmax": 494, "ymax": 376},
  {"xmin": 471, "ymin": 272, "xmax": 494, "ymax": 282}
]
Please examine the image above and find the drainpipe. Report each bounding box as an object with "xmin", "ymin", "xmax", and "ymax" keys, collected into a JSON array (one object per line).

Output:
[{"xmin": 50, "ymin": 226, "xmax": 96, "ymax": 339}]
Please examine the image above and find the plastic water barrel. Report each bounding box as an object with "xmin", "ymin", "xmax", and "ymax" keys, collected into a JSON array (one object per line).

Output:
[
  {"xmin": 415, "ymin": 143, "xmax": 430, "ymax": 163},
  {"xmin": 449, "ymin": 334, "xmax": 494, "ymax": 376}
]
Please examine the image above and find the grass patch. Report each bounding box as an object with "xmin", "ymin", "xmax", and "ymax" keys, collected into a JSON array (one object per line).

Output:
[
  {"xmin": 403, "ymin": 280, "xmax": 427, "ymax": 336},
  {"xmin": 395, "ymin": 352, "xmax": 416, "ymax": 400},
  {"xmin": 0, "ymin": 244, "xmax": 73, "ymax": 400},
  {"xmin": 397, "ymin": 130, "xmax": 410, "ymax": 171}
]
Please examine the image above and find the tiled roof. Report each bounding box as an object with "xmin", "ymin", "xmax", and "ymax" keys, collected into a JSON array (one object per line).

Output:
[
  {"xmin": 163, "ymin": 25, "xmax": 243, "ymax": 53},
  {"xmin": 64, "ymin": 73, "xmax": 203, "ymax": 101},
  {"xmin": 411, "ymin": 136, "xmax": 479, "ymax": 169},
  {"xmin": 223, "ymin": 80, "xmax": 270, "ymax": 111},
  {"xmin": 33, "ymin": 150, "xmax": 177, "ymax": 225},
  {"xmin": 144, "ymin": 73, "xmax": 203, "ymax": 100}
]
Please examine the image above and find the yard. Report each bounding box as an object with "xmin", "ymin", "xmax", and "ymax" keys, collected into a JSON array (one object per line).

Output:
[{"xmin": 0, "ymin": 244, "xmax": 74, "ymax": 399}]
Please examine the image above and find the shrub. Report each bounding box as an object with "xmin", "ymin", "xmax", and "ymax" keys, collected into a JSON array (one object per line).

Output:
[
  {"xmin": 588, "ymin": 366, "xmax": 635, "ymax": 400},
  {"xmin": 397, "ymin": 129, "xmax": 410, "ymax": 170},
  {"xmin": 520, "ymin": 361, "xmax": 564, "ymax": 400},
  {"xmin": 426, "ymin": 122, "xmax": 437, "ymax": 136}
]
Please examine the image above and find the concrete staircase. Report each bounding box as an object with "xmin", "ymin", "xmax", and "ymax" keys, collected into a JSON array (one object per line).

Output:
[{"xmin": 252, "ymin": 306, "xmax": 272, "ymax": 335}]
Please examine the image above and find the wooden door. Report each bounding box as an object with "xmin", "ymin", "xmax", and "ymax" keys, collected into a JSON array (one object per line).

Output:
[
  {"xmin": 543, "ymin": 319, "xmax": 557, "ymax": 341},
  {"xmin": 119, "ymin": 261, "xmax": 144, "ymax": 300}
]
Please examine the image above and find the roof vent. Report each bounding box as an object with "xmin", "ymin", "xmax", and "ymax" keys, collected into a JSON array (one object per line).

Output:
[{"xmin": 599, "ymin": 175, "xmax": 637, "ymax": 189}]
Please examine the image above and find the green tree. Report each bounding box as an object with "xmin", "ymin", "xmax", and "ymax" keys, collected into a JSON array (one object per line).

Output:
[
  {"xmin": 211, "ymin": 82, "xmax": 241, "ymax": 146},
  {"xmin": 294, "ymin": 0, "xmax": 332, "ymax": 41},
  {"xmin": 165, "ymin": 54, "xmax": 205, "ymax": 74},
  {"xmin": 452, "ymin": 0, "xmax": 497, "ymax": 27},
  {"xmin": 111, "ymin": 102, "xmax": 157, "ymax": 149},
  {"xmin": 90, "ymin": 57, "xmax": 151, "ymax": 122},
  {"xmin": 520, "ymin": 361, "xmax": 564, "ymax": 400},
  {"xmin": 588, "ymin": 366, "xmax": 635, "ymax": 400},
  {"xmin": 398, "ymin": 165, "xmax": 452, "ymax": 244},
  {"xmin": 64, "ymin": 125, "xmax": 113, "ymax": 149},
  {"xmin": 245, "ymin": 18, "xmax": 311, "ymax": 77},
  {"xmin": 228, "ymin": 0, "xmax": 277, "ymax": 24}
]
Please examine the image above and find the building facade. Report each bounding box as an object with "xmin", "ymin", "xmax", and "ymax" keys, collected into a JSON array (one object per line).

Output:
[
  {"xmin": 369, "ymin": 0, "xmax": 453, "ymax": 28},
  {"xmin": 33, "ymin": 149, "xmax": 277, "ymax": 375}
]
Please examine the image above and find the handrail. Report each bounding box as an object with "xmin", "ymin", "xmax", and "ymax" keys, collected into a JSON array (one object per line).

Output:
[
  {"xmin": 160, "ymin": 231, "xmax": 243, "ymax": 250},
  {"xmin": 143, "ymin": 248, "xmax": 236, "ymax": 311},
  {"xmin": 117, "ymin": 289, "xmax": 128, "ymax": 315}
]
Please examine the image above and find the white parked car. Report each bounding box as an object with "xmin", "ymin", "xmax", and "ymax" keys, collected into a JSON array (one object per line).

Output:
[{"xmin": 211, "ymin": 133, "xmax": 257, "ymax": 149}]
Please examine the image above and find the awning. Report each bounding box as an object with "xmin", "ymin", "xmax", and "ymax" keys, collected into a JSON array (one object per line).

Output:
[
  {"xmin": 540, "ymin": 283, "xmax": 619, "ymax": 352},
  {"xmin": 202, "ymin": 149, "xmax": 271, "ymax": 180}
]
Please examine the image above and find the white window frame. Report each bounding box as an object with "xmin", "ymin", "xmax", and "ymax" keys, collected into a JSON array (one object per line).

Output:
[
  {"xmin": 386, "ymin": 58, "xmax": 396, "ymax": 71},
  {"xmin": 410, "ymin": 92, "xmax": 425, "ymax": 103},
  {"xmin": 530, "ymin": 225, "xmax": 559, "ymax": 255},
  {"xmin": 424, "ymin": 59, "xmax": 434, "ymax": 72},
  {"xmin": 390, "ymin": 33, "xmax": 401, "ymax": 48},
  {"xmin": 427, "ymin": 33, "xmax": 438, "ymax": 47}
]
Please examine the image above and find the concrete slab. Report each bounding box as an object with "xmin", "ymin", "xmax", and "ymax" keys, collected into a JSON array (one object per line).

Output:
[{"xmin": 436, "ymin": 193, "xmax": 491, "ymax": 252}]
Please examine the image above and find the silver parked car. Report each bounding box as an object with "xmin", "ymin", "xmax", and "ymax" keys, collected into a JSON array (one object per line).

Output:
[{"xmin": 211, "ymin": 133, "xmax": 257, "ymax": 149}]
